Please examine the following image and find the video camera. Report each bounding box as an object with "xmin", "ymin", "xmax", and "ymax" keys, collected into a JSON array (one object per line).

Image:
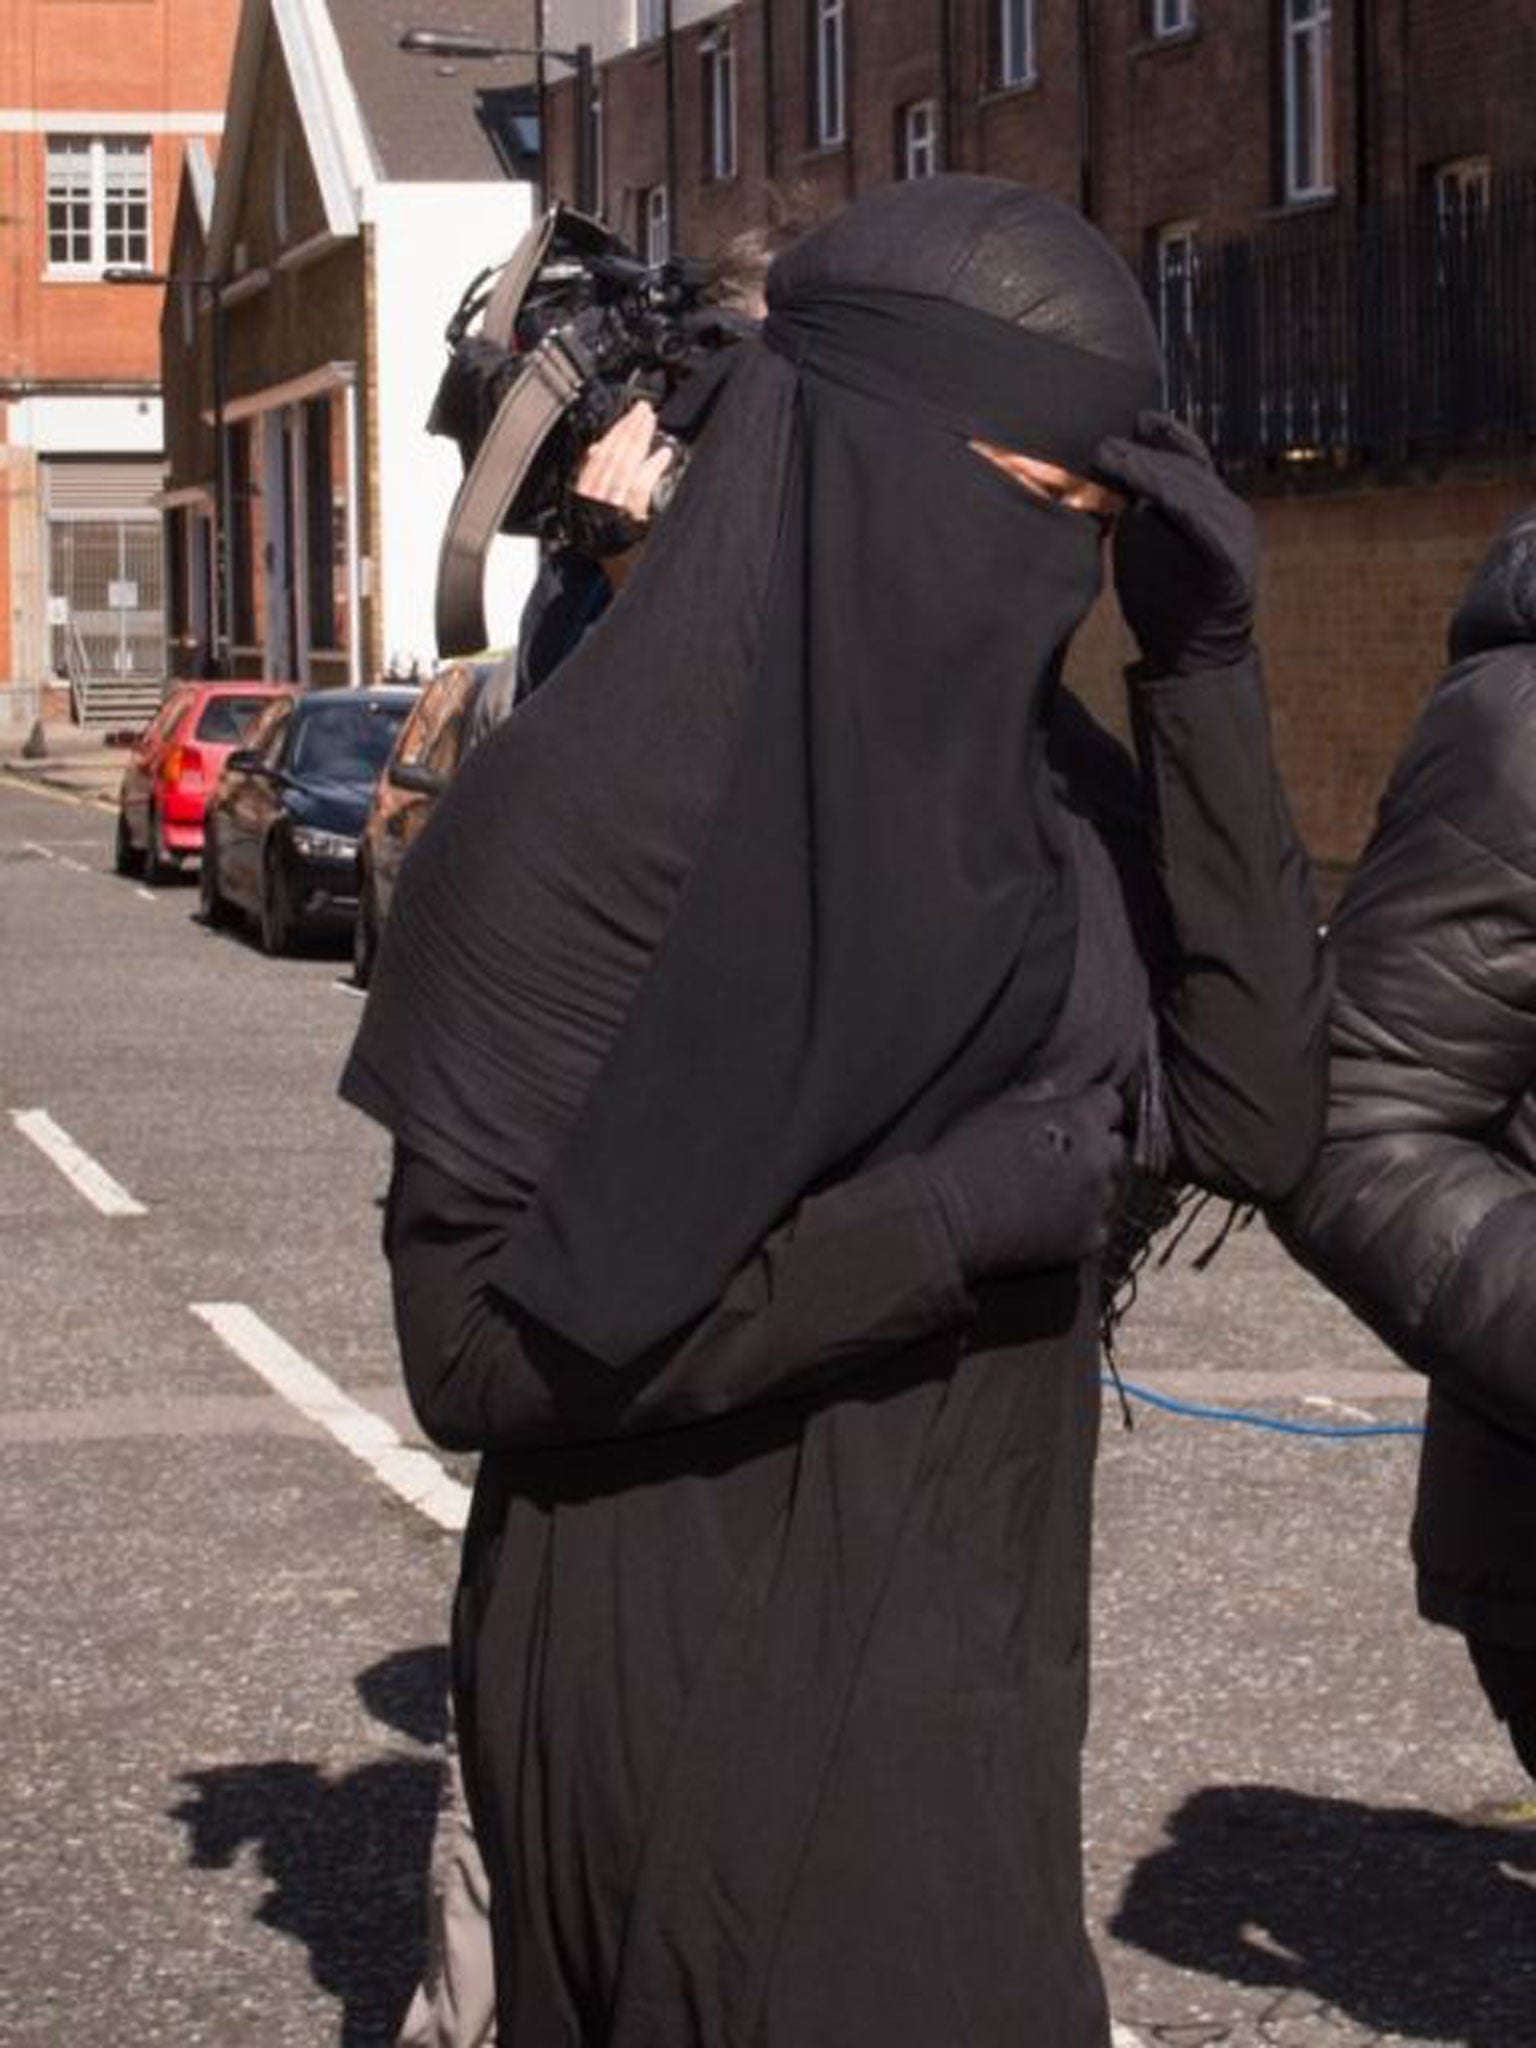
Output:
[{"xmin": 429, "ymin": 205, "xmax": 751, "ymax": 656}]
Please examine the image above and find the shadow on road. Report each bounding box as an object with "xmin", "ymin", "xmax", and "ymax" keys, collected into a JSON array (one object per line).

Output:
[
  {"xmin": 355, "ymin": 1642, "xmax": 450, "ymax": 1749},
  {"xmin": 1111, "ymin": 1782, "xmax": 1536, "ymax": 2045},
  {"xmin": 171, "ymin": 1645, "xmax": 454, "ymax": 2045}
]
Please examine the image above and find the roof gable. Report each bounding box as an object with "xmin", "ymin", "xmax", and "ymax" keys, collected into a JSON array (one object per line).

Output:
[
  {"xmin": 209, "ymin": 0, "xmax": 374, "ymax": 277},
  {"xmin": 207, "ymin": 0, "xmax": 529, "ymax": 277},
  {"xmin": 326, "ymin": 0, "xmax": 536, "ymax": 183}
]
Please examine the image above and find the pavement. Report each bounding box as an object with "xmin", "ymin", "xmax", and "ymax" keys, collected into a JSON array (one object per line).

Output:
[
  {"xmin": 0, "ymin": 716, "xmax": 133, "ymax": 807},
  {"xmin": 3, "ymin": 773, "xmax": 1533, "ymax": 2047}
]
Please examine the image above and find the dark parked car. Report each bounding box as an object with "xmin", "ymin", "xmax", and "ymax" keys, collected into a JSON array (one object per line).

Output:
[
  {"xmin": 115, "ymin": 681, "xmax": 295, "ymax": 882},
  {"xmin": 352, "ymin": 660, "xmax": 500, "ymax": 987},
  {"xmin": 200, "ymin": 686, "xmax": 418, "ymax": 953}
]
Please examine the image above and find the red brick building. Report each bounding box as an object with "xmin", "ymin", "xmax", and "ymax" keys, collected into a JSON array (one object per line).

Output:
[
  {"xmin": 543, "ymin": 1, "xmax": 1536, "ymax": 868},
  {"xmin": 156, "ymin": 0, "xmax": 539, "ymax": 691},
  {"xmin": 0, "ymin": 0, "xmax": 241, "ymax": 728}
]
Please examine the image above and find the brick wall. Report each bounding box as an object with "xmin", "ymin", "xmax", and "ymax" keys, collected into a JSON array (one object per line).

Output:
[
  {"xmin": 540, "ymin": 1, "xmax": 1536, "ymax": 867},
  {"xmin": 1066, "ymin": 471, "xmax": 1532, "ymax": 873},
  {"xmin": 0, "ymin": 0, "xmax": 239, "ymax": 390}
]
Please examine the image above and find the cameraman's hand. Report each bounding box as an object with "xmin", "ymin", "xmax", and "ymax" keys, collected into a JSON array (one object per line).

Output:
[
  {"xmin": 1095, "ymin": 411, "xmax": 1258, "ymax": 677},
  {"xmin": 573, "ymin": 399, "xmax": 676, "ymax": 527},
  {"xmin": 920, "ymin": 1082, "xmax": 1128, "ymax": 1280}
]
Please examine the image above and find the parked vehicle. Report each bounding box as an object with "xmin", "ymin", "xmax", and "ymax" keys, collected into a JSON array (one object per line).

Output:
[
  {"xmin": 353, "ymin": 659, "xmax": 502, "ymax": 987},
  {"xmin": 200, "ymin": 686, "xmax": 418, "ymax": 954},
  {"xmin": 115, "ymin": 682, "xmax": 294, "ymax": 882}
]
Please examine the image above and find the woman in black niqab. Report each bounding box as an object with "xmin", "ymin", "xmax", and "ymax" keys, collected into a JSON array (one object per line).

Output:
[{"xmin": 344, "ymin": 178, "xmax": 1328, "ymax": 2045}]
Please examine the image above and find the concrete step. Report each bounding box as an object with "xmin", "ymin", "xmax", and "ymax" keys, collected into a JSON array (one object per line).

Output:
[{"xmin": 74, "ymin": 677, "xmax": 167, "ymax": 730}]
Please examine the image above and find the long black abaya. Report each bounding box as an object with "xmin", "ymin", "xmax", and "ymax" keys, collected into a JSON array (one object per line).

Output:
[{"xmin": 352, "ymin": 179, "xmax": 1329, "ymax": 2045}]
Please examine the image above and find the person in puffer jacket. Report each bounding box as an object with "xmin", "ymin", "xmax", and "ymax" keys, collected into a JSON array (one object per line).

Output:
[{"xmin": 1275, "ymin": 504, "xmax": 1536, "ymax": 1780}]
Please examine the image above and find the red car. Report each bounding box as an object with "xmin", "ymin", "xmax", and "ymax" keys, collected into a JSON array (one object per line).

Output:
[{"xmin": 115, "ymin": 682, "xmax": 296, "ymax": 882}]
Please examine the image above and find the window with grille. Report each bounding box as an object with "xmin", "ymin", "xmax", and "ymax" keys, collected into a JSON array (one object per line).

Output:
[
  {"xmin": 636, "ymin": 0, "xmax": 665, "ymax": 43},
  {"xmin": 1283, "ymin": 0, "xmax": 1334, "ymax": 202},
  {"xmin": 702, "ymin": 27, "xmax": 737, "ymax": 180},
  {"xmin": 813, "ymin": 0, "xmax": 846, "ymax": 148},
  {"xmin": 642, "ymin": 184, "xmax": 670, "ymax": 264},
  {"xmin": 998, "ymin": 0, "xmax": 1035, "ymax": 88},
  {"xmin": 899, "ymin": 100, "xmax": 938, "ymax": 180},
  {"xmin": 1155, "ymin": 222, "xmax": 1198, "ymax": 343},
  {"xmin": 1151, "ymin": 0, "xmax": 1195, "ymax": 37},
  {"xmin": 304, "ymin": 397, "xmax": 340, "ymax": 652},
  {"xmin": 46, "ymin": 135, "xmax": 152, "ymax": 275}
]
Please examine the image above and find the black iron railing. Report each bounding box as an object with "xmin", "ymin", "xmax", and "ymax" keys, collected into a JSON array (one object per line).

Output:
[{"xmin": 1151, "ymin": 174, "xmax": 1536, "ymax": 482}]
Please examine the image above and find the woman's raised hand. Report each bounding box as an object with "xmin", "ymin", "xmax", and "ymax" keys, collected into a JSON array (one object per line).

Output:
[{"xmin": 1095, "ymin": 411, "xmax": 1258, "ymax": 678}]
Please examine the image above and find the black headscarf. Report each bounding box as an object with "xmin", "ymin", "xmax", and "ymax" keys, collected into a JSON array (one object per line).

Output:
[{"xmin": 342, "ymin": 178, "xmax": 1162, "ymax": 1364}]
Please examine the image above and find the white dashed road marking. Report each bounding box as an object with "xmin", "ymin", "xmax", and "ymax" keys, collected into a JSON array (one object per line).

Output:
[
  {"xmin": 10, "ymin": 1108, "xmax": 148, "ymax": 1218},
  {"xmin": 190, "ymin": 1301, "xmax": 470, "ymax": 1533}
]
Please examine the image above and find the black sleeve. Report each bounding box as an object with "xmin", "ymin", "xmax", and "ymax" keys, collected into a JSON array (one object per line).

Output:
[
  {"xmin": 513, "ymin": 548, "xmax": 612, "ymax": 704},
  {"xmin": 1274, "ymin": 781, "xmax": 1536, "ymax": 1442},
  {"xmin": 1126, "ymin": 656, "xmax": 1331, "ymax": 1201},
  {"xmin": 387, "ymin": 1143, "xmax": 971, "ymax": 1453}
]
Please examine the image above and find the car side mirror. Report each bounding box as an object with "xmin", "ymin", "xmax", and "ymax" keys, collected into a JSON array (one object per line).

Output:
[{"xmin": 387, "ymin": 759, "xmax": 448, "ymax": 797}]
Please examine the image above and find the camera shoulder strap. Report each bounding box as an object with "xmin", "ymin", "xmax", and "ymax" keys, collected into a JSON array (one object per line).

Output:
[{"xmin": 435, "ymin": 331, "xmax": 587, "ymax": 658}]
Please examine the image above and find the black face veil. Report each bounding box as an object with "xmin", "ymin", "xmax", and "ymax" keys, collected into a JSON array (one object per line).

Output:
[{"xmin": 342, "ymin": 178, "xmax": 1163, "ymax": 1365}]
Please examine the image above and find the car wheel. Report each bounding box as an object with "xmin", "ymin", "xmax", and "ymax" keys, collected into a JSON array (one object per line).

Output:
[
  {"xmin": 145, "ymin": 807, "xmax": 176, "ymax": 886},
  {"xmin": 259, "ymin": 841, "xmax": 298, "ymax": 956},
  {"xmin": 113, "ymin": 809, "xmax": 144, "ymax": 878},
  {"xmin": 199, "ymin": 828, "xmax": 234, "ymax": 930},
  {"xmin": 352, "ymin": 869, "xmax": 379, "ymax": 989}
]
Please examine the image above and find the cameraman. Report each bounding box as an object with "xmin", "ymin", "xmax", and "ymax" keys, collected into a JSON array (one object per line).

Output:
[{"xmin": 467, "ymin": 221, "xmax": 792, "ymax": 741}]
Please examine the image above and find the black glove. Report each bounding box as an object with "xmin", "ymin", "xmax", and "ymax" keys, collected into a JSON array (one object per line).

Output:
[
  {"xmin": 920, "ymin": 1083, "xmax": 1128, "ymax": 1280},
  {"xmin": 1095, "ymin": 411, "xmax": 1258, "ymax": 677}
]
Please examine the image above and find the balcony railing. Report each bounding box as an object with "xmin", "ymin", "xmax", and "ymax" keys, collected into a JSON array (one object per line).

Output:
[{"xmin": 1151, "ymin": 174, "xmax": 1536, "ymax": 483}]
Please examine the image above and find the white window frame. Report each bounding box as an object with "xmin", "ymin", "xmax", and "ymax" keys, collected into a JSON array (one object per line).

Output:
[
  {"xmin": 1154, "ymin": 220, "xmax": 1199, "ymax": 350},
  {"xmin": 703, "ymin": 26, "xmax": 737, "ymax": 181},
  {"xmin": 643, "ymin": 184, "xmax": 670, "ymax": 265},
  {"xmin": 814, "ymin": 0, "xmax": 846, "ymax": 149},
  {"xmin": 635, "ymin": 0, "xmax": 665, "ymax": 44},
  {"xmin": 1152, "ymin": 0, "xmax": 1195, "ymax": 37},
  {"xmin": 1434, "ymin": 154, "xmax": 1492, "ymax": 231},
  {"xmin": 45, "ymin": 134, "xmax": 152, "ymax": 277},
  {"xmin": 1283, "ymin": 0, "xmax": 1335, "ymax": 203},
  {"xmin": 999, "ymin": 0, "xmax": 1036, "ymax": 89},
  {"xmin": 900, "ymin": 99, "xmax": 938, "ymax": 180}
]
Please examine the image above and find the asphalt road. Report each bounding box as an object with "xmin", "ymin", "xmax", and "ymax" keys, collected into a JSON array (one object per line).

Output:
[{"xmin": 1, "ymin": 778, "xmax": 1531, "ymax": 2047}]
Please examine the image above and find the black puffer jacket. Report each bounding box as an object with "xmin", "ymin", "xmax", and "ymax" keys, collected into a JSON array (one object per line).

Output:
[{"xmin": 1277, "ymin": 507, "xmax": 1536, "ymax": 1646}]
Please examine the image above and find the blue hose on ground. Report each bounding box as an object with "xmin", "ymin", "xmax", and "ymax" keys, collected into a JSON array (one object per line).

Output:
[{"xmin": 1102, "ymin": 1373, "xmax": 1426, "ymax": 1439}]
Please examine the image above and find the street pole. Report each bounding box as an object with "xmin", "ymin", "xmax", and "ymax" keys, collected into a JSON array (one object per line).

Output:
[
  {"xmin": 662, "ymin": 0, "xmax": 679, "ymax": 251},
  {"xmin": 208, "ymin": 280, "xmax": 230, "ymax": 678},
  {"xmin": 104, "ymin": 265, "xmax": 230, "ymax": 679},
  {"xmin": 575, "ymin": 40, "xmax": 596, "ymax": 215},
  {"xmin": 399, "ymin": 28, "xmax": 599, "ymax": 219}
]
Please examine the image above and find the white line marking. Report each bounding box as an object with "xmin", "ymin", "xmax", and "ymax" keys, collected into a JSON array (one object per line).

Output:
[
  {"xmin": 57, "ymin": 854, "xmax": 90, "ymax": 874},
  {"xmin": 332, "ymin": 978, "xmax": 365, "ymax": 999},
  {"xmin": 10, "ymin": 1108, "xmax": 147, "ymax": 1217},
  {"xmin": 1301, "ymin": 1393, "xmax": 1378, "ymax": 1423},
  {"xmin": 189, "ymin": 1302, "xmax": 470, "ymax": 1533},
  {"xmin": 21, "ymin": 840, "xmax": 57, "ymax": 861},
  {"xmin": 136, "ymin": 885, "xmax": 157, "ymax": 902}
]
